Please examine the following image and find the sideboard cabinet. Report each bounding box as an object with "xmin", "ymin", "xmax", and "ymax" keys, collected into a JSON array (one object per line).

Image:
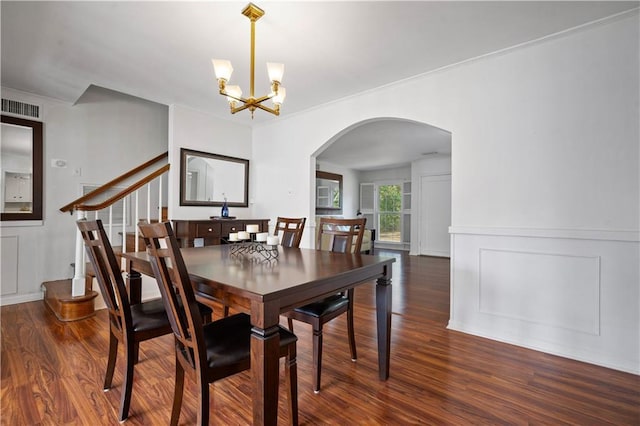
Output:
[{"xmin": 172, "ymin": 218, "xmax": 270, "ymax": 248}]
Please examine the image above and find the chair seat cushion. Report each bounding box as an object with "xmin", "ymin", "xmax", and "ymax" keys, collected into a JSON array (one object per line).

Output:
[
  {"xmin": 293, "ymin": 294, "xmax": 348, "ymax": 318},
  {"xmin": 130, "ymin": 298, "xmax": 170, "ymax": 332},
  {"xmin": 131, "ymin": 298, "xmax": 212, "ymax": 333},
  {"xmin": 202, "ymin": 313, "xmax": 297, "ymax": 370}
]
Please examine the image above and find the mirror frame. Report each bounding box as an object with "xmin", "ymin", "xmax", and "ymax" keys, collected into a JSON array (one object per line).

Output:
[
  {"xmin": 179, "ymin": 148, "xmax": 249, "ymax": 207},
  {"xmin": 1, "ymin": 115, "xmax": 43, "ymax": 221},
  {"xmin": 315, "ymin": 170, "xmax": 343, "ymax": 215}
]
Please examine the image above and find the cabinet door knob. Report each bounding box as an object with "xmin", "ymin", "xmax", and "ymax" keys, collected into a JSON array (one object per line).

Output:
[
  {"xmin": 231, "ymin": 227, "xmax": 236, "ymax": 231},
  {"xmin": 208, "ymin": 228, "xmax": 213, "ymax": 232}
]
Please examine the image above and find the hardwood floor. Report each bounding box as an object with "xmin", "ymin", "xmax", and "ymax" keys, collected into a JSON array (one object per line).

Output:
[{"xmin": 1, "ymin": 250, "xmax": 638, "ymax": 425}]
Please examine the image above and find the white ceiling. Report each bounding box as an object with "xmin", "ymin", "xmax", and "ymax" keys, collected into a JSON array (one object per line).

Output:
[
  {"xmin": 2, "ymin": 1, "xmax": 637, "ymax": 170},
  {"xmin": 317, "ymin": 118, "xmax": 452, "ymax": 171}
]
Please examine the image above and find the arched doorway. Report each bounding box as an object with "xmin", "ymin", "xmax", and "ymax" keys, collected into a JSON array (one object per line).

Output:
[{"xmin": 312, "ymin": 117, "xmax": 452, "ymax": 256}]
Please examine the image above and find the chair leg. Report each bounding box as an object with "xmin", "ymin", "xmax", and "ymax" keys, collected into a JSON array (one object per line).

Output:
[
  {"xmin": 170, "ymin": 357, "xmax": 185, "ymax": 426},
  {"xmin": 118, "ymin": 339, "xmax": 136, "ymax": 422},
  {"xmin": 223, "ymin": 304, "xmax": 230, "ymax": 318},
  {"xmin": 287, "ymin": 317, "xmax": 294, "ymax": 332},
  {"xmin": 132, "ymin": 341, "xmax": 141, "ymax": 365},
  {"xmin": 312, "ymin": 324, "xmax": 323, "ymax": 393},
  {"xmin": 103, "ymin": 329, "xmax": 118, "ymax": 390},
  {"xmin": 286, "ymin": 344, "xmax": 299, "ymax": 426},
  {"xmin": 347, "ymin": 289, "xmax": 357, "ymax": 362},
  {"xmin": 197, "ymin": 376, "xmax": 210, "ymax": 426}
]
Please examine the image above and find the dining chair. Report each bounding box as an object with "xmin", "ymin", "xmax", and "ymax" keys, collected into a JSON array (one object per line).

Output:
[
  {"xmin": 77, "ymin": 219, "xmax": 212, "ymax": 422},
  {"xmin": 274, "ymin": 216, "xmax": 306, "ymax": 248},
  {"xmin": 283, "ymin": 217, "xmax": 366, "ymax": 393},
  {"xmin": 138, "ymin": 221, "xmax": 299, "ymax": 426}
]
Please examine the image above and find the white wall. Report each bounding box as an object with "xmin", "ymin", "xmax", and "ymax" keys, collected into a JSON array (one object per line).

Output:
[
  {"xmin": 0, "ymin": 86, "xmax": 168, "ymax": 305},
  {"xmin": 168, "ymin": 105, "xmax": 253, "ymax": 220},
  {"xmin": 251, "ymin": 13, "xmax": 639, "ymax": 373},
  {"xmin": 359, "ymin": 165, "xmax": 412, "ymax": 183}
]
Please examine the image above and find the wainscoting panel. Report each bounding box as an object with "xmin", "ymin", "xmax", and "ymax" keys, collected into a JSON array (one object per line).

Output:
[
  {"xmin": 478, "ymin": 249, "xmax": 600, "ymax": 335},
  {"xmin": 448, "ymin": 228, "xmax": 639, "ymax": 374},
  {"xmin": 0, "ymin": 235, "xmax": 19, "ymax": 296}
]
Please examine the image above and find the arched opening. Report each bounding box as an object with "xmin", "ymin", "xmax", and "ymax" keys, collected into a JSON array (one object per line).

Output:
[{"xmin": 311, "ymin": 117, "xmax": 452, "ymax": 257}]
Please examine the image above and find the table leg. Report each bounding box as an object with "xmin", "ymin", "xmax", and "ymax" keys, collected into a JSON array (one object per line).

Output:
[
  {"xmin": 251, "ymin": 301, "xmax": 281, "ymax": 426},
  {"xmin": 376, "ymin": 275, "xmax": 392, "ymax": 380},
  {"xmin": 125, "ymin": 261, "xmax": 142, "ymax": 305}
]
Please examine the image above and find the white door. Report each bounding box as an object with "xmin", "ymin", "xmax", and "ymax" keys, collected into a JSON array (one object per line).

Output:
[{"xmin": 419, "ymin": 175, "xmax": 451, "ymax": 257}]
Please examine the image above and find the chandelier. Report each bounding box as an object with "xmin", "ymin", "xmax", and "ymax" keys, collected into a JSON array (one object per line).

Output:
[{"xmin": 212, "ymin": 3, "xmax": 286, "ymax": 118}]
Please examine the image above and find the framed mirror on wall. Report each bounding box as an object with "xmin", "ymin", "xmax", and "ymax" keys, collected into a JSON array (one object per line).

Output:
[
  {"xmin": 316, "ymin": 170, "xmax": 342, "ymax": 215},
  {"xmin": 179, "ymin": 148, "xmax": 249, "ymax": 207},
  {"xmin": 1, "ymin": 115, "xmax": 43, "ymax": 221}
]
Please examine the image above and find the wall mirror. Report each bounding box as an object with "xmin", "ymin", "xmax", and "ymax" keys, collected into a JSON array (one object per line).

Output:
[
  {"xmin": 180, "ymin": 148, "xmax": 249, "ymax": 207},
  {"xmin": 1, "ymin": 115, "xmax": 43, "ymax": 221},
  {"xmin": 315, "ymin": 170, "xmax": 342, "ymax": 215}
]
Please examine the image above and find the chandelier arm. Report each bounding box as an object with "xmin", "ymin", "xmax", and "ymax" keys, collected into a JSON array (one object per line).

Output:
[
  {"xmin": 253, "ymin": 94, "xmax": 274, "ymax": 104},
  {"xmin": 230, "ymin": 103, "xmax": 252, "ymax": 114},
  {"xmin": 219, "ymin": 89, "xmax": 248, "ymax": 104},
  {"xmin": 255, "ymin": 103, "xmax": 280, "ymax": 116}
]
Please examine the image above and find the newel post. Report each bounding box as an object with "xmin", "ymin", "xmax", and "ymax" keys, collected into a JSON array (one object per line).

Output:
[{"xmin": 72, "ymin": 210, "xmax": 87, "ymax": 297}]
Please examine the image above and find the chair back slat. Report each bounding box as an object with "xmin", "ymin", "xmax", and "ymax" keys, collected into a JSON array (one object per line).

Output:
[
  {"xmin": 77, "ymin": 219, "xmax": 131, "ymax": 332},
  {"xmin": 317, "ymin": 217, "xmax": 366, "ymax": 253},
  {"xmin": 138, "ymin": 222, "xmax": 205, "ymax": 370},
  {"xmin": 274, "ymin": 217, "xmax": 306, "ymax": 248}
]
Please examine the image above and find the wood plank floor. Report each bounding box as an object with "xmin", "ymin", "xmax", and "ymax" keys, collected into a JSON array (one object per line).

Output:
[{"xmin": 1, "ymin": 250, "xmax": 638, "ymax": 425}]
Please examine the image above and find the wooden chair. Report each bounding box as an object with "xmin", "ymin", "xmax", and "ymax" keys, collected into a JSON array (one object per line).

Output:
[
  {"xmin": 138, "ymin": 221, "xmax": 299, "ymax": 426},
  {"xmin": 274, "ymin": 217, "xmax": 306, "ymax": 248},
  {"xmin": 283, "ymin": 217, "xmax": 366, "ymax": 393},
  {"xmin": 77, "ymin": 219, "xmax": 211, "ymax": 422}
]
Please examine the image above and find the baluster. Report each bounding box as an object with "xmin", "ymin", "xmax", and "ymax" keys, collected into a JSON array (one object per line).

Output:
[
  {"xmin": 108, "ymin": 205, "xmax": 113, "ymax": 242},
  {"xmin": 158, "ymin": 174, "xmax": 163, "ymax": 222},
  {"xmin": 122, "ymin": 194, "xmax": 126, "ymax": 252},
  {"xmin": 134, "ymin": 191, "xmax": 140, "ymax": 252},
  {"xmin": 146, "ymin": 181, "xmax": 151, "ymax": 226}
]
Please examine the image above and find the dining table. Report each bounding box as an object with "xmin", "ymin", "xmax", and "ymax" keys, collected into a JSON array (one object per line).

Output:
[{"xmin": 120, "ymin": 244, "xmax": 395, "ymax": 425}]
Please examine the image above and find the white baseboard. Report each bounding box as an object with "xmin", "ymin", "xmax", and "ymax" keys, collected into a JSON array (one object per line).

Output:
[
  {"xmin": 0, "ymin": 291, "xmax": 44, "ymax": 306},
  {"xmin": 375, "ymin": 242, "xmax": 410, "ymax": 251},
  {"xmin": 448, "ymin": 319, "xmax": 640, "ymax": 375}
]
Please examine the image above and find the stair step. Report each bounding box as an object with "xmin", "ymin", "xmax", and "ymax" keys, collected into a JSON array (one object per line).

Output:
[{"xmin": 42, "ymin": 279, "xmax": 98, "ymax": 322}]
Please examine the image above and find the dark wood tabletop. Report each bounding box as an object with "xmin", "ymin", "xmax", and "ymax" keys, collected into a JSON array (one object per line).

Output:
[{"xmin": 121, "ymin": 245, "xmax": 395, "ymax": 426}]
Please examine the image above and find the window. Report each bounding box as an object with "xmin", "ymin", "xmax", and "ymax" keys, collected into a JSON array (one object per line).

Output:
[
  {"xmin": 378, "ymin": 184, "xmax": 402, "ymax": 242},
  {"xmin": 360, "ymin": 181, "xmax": 411, "ymax": 244}
]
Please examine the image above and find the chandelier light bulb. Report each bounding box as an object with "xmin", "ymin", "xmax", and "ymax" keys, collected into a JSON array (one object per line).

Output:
[
  {"xmin": 226, "ymin": 85, "xmax": 242, "ymax": 103},
  {"xmin": 272, "ymin": 87, "xmax": 286, "ymax": 105},
  {"xmin": 267, "ymin": 62, "xmax": 284, "ymax": 84},
  {"xmin": 212, "ymin": 59, "xmax": 233, "ymax": 82}
]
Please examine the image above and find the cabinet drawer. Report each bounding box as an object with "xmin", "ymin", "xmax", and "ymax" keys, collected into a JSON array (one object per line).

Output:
[
  {"xmin": 222, "ymin": 222, "xmax": 243, "ymax": 236},
  {"xmin": 195, "ymin": 223, "xmax": 221, "ymax": 238}
]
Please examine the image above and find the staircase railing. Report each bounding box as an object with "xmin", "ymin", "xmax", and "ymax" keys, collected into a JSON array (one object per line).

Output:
[{"xmin": 60, "ymin": 151, "xmax": 169, "ymax": 297}]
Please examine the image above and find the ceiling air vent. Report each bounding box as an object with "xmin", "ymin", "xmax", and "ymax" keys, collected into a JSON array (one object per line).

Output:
[{"xmin": 1, "ymin": 98, "xmax": 40, "ymax": 119}]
